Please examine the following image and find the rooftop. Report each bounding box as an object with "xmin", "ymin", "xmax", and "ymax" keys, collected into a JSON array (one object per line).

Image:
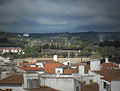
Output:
[
  {"xmin": 102, "ymin": 62, "xmax": 119, "ymax": 70},
  {"xmin": 94, "ymin": 69, "xmax": 120, "ymax": 82},
  {"xmin": 63, "ymin": 69, "xmax": 73, "ymax": 75},
  {"xmin": 18, "ymin": 67, "xmax": 44, "ymax": 71},
  {"xmin": 0, "ymin": 74, "xmax": 23, "ymax": 84},
  {"xmin": 81, "ymin": 83, "xmax": 99, "ymax": 91},
  {"xmin": 44, "ymin": 62, "xmax": 63, "ymax": 74}
]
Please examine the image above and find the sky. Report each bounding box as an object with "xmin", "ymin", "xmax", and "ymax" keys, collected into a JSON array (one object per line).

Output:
[{"xmin": 0, "ymin": 0, "xmax": 120, "ymax": 33}]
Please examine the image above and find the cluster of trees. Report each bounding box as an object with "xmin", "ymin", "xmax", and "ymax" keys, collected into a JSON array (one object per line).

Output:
[{"xmin": 0, "ymin": 31, "xmax": 120, "ymax": 64}]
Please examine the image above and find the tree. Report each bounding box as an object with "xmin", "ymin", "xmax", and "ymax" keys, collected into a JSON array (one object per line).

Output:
[
  {"xmin": 62, "ymin": 52, "xmax": 68, "ymax": 58},
  {"xmin": 70, "ymin": 52, "xmax": 75, "ymax": 58}
]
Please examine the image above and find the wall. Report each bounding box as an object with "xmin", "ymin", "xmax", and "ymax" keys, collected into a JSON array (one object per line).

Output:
[
  {"xmin": 36, "ymin": 63, "xmax": 44, "ymax": 68},
  {"xmin": 111, "ymin": 81, "xmax": 120, "ymax": 91},
  {"xmin": 15, "ymin": 58, "xmax": 90, "ymax": 64},
  {"xmin": 40, "ymin": 77, "xmax": 81, "ymax": 91},
  {"xmin": 99, "ymin": 79, "xmax": 111, "ymax": 91},
  {"xmin": 23, "ymin": 74, "xmax": 40, "ymax": 89}
]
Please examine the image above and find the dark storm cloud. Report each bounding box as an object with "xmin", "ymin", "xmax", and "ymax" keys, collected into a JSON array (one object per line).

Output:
[{"xmin": 0, "ymin": 0, "xmax": 120, "ymax": 33}]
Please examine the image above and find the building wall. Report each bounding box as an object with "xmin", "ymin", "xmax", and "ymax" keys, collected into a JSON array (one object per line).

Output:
[
  {"xmin": 111, "ymin": 81, "xmax": 120, "ymax": 91},
  {"xmin": 40, "ymin": 77, "xmax": 81, "ymax": 91},
  {"xmin": 36, "ymin": 63, "xmax": 44, "ymax": 68},
  {"xmin": 23, "ymin": 74, "xmax": 40, "ymax": 89},
  {"xmin": 55, "ymin": 68, "xmax": 63, "ymax": 74},
  {"xmin": 99, "ymin": 79, "xmax": 111, "ymax": 91}
]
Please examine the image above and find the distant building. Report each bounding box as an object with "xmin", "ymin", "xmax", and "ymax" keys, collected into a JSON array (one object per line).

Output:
[
  {"xmin": 0, "ymin": 47, "xmax": 24, "ymax": 54},
  {"xmin": 23, "ymin": 33, "xmax": 29, "ymax": 37}
]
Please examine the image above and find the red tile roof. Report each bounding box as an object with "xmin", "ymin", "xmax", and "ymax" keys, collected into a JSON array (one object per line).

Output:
[
  {"xmin": 94, "ymin": 69, "xmax": 120, "ymax": 82},
  {"xmin": 0, "ymin": 74, "xmax": 23, "ymax": 84},
  {"xmin": 44, "ymin": 63, "xmax": 62, "ymax": 74},
  {"xmin": 81, "ymin": 83, "xmax": 99, "ymax": 91},
  {"xmin": 18, "ymin": 67, "xmax": 43, "ymax": 71},
  {"xmin": 102, "ymin": 62, "xmax": 119, "ymax": 70},
  {"xmin": 63, "ymin": 69, "xmax": 73, "ymax": 75},
  {"xmin": 63, "ymin": 68, "xmax": 78, "ymax": 75}
]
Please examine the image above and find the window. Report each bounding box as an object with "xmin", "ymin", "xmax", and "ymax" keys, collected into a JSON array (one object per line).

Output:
[
  {"xmin": 83, "ymin": 81, "xmax": 86, "ymax": 84},
  {"xmin": 76, "ymin": 86, "xmax": 79, "ymax": 91},
  {"xmin": 107, "ymin": 84, "xmax": 111, "ymax": 91},
  {"xmin": 57, "ymin": 70, "xmax": 60, "ymax": 73},
  {"xmin": 89, "ymin": 79, "xmax": 93, "ymax": 83},
  {"xmin": 103, "ymin": 82, "xmax": 107, "ymax": 89},
  {"xmin": 6, "ymin": 88, "xmax": 13, "ymax": 91}
]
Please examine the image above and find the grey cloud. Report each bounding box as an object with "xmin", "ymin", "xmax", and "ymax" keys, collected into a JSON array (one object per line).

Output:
[{"xmin": 0, "ymin": 0, "xmax": 120, "ymax": 33}]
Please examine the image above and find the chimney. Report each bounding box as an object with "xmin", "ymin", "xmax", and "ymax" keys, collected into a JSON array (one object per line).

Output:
[
  {"xmin": 53, "ymin": 55, "xmax": 57, "ymax": 61},
  {"xmin": 105, "ymin": 58, "xmax": 109, "ymax": 63},
  {"xmin": 79, "ymin": 65, "xmax": 85, "ymax": 75},
  {"xmin": 90, "ymin": 59, "xmax": 101, "ymax": 71}
]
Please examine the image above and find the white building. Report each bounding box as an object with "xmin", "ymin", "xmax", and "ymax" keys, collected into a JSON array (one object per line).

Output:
[{"xmin": 0, "ymin": 47, "xmax": 24, "ymax": 54}]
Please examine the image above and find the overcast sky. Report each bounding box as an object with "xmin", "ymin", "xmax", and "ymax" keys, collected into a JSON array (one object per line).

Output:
[{"xmin": 0, "ymin": 0, "xmax": 120, "ymax": 33}]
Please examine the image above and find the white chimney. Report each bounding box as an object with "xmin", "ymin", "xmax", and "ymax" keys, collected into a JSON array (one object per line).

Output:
[
  {"xmin": 90, "ymin": 59, "xmax": 101, "ymax": 71},
  {"xmin": 79, "ymin": 65, "xmax": 85, "ymax": 75},
  {"xmin": 105, "ymin": 58, "xmax": 109, "ymax": 63},
  {"xmin": 53, "ymin": 55, "xmax": 57, "ymax": 61}
]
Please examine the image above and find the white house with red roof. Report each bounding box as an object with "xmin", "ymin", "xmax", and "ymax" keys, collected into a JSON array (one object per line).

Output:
[{"xmin": 0, "ymin": 47, "xmax": 24, "ymax": 54}]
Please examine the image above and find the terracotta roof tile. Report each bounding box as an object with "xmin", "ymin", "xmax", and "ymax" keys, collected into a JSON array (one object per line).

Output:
[
  {"xmin": 63, "ymin": 69, "xmax": 73, "ymax": 75},
  {"xmin": 44, "ymin": 63, "xmax": 62, "ymax": 74},
  {"xmin": 62, "ymin": 67, "xmax": 78, "ymax": 74},
  {"xmin": 18, "ymin": 67, "xmax": 43, "ymax": 71},
  {"xmin": 94, "ymin": 69, "xmax": 120, "ymax": 82},
  {"xmin": 102, "ymin": 62, "xmax": 119, "ymax": 70},
  {"xmin": 81, "ymin": 83, "xmax": 99, "ymax": 91},
  {"xmin": 0, "ymin": 74, "xmax": 23, "ymax": 84}
]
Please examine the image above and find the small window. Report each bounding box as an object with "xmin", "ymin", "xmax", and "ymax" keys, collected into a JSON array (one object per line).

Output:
[
  {"xmin": 83, "ymin": 81, "xmax": 86, "ymax": 84},
  {"xmin": 89, "ymin": 79, "xmax": 93, "ymax": 83},
  {"xmin": 57, "ymin": 70, "xmax": 60, "ymax": 73},
  {"xmin": 76, "ymin": 86, "xmax": 79, "ymax": 91},
  {"xmin": 6, "ymin": 88, "xmax": 13, "ymax": 91},
  {"xmin": 103, "ymin": 82, "xmax": 107, "ymax": 89}
]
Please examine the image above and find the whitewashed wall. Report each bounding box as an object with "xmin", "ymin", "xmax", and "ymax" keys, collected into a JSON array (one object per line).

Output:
[{"xmin": 111, "ymin": 81, "xmax": 120, "ymax": 91}]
